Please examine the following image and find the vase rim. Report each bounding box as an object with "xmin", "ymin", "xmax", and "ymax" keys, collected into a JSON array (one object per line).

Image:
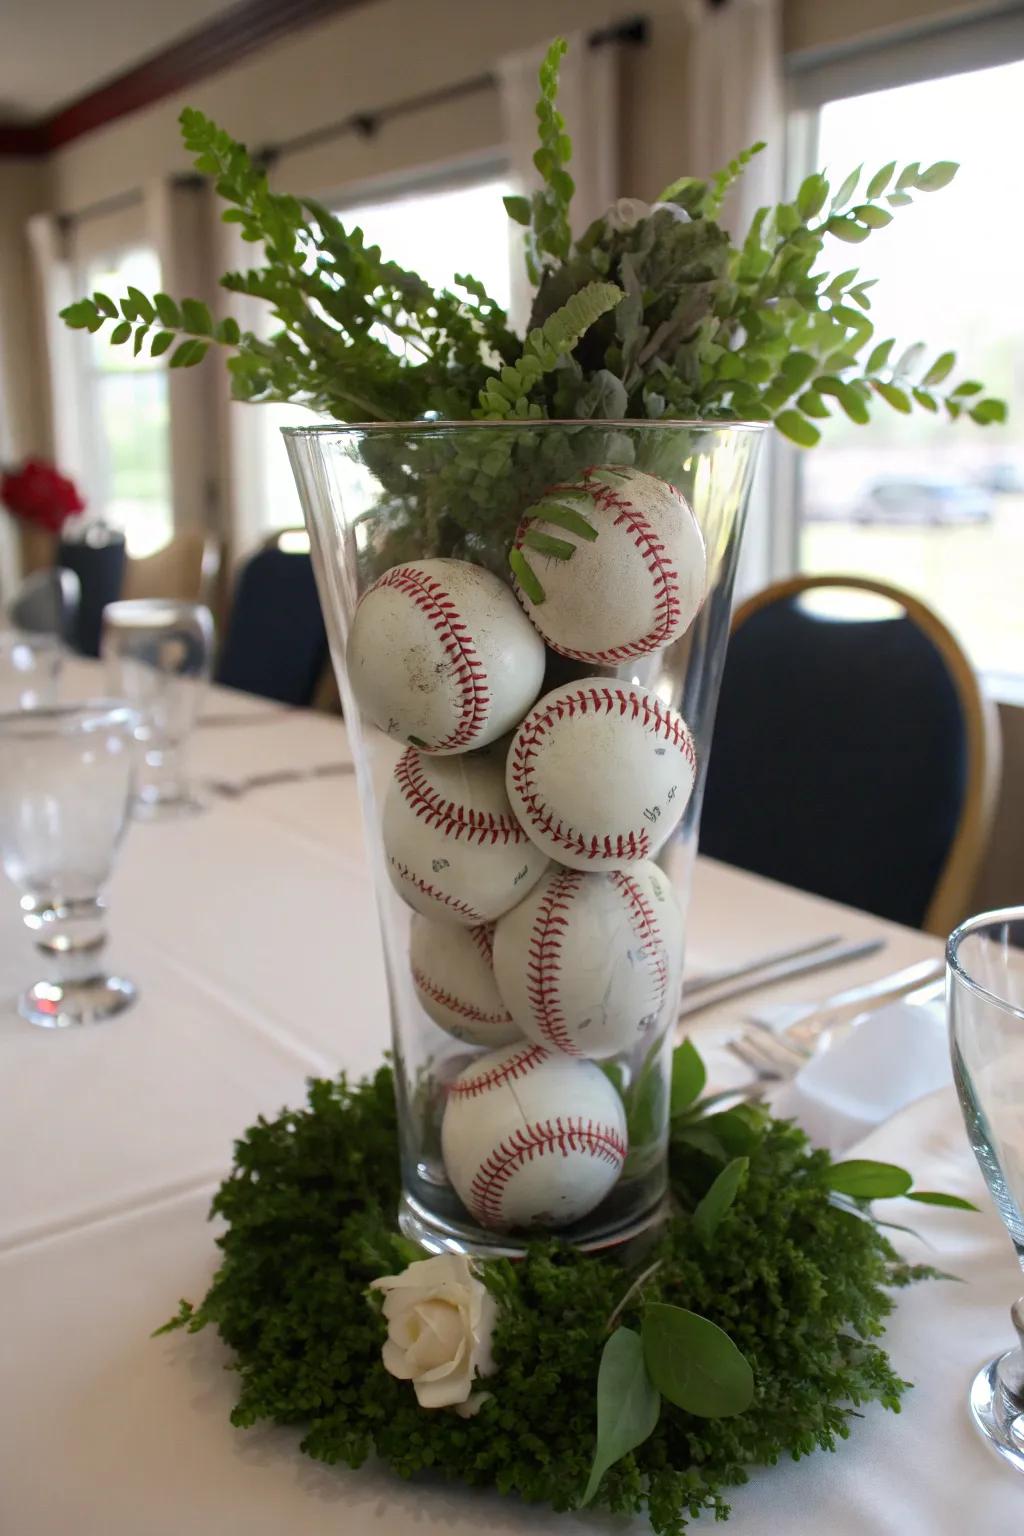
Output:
[{"xmin": 281, "ymin": 418, "xmax": 770, "ymax": 436}]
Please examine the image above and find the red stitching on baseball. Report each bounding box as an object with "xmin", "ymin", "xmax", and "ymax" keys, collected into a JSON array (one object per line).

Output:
[
  {"xmin": 390, "ymin": 859, "xmax": 483, "ymax": 923},
  {"xmin": 610, "ymin": 871, "xmax": 668, "ymax": 1014},
  {"xmin": 524, "ymin": 869, "xmax": 584, "ymax": 1055},
  {"xmin": 394, "ymin": 748, "xmax": 528, "ymax": 846},
  {"xmin": 373, "ymin": 565, "xmax": 490, "ymax": 751},
  {"xmin": 468, "ymin": 922, "xmax": 496, "ymax": 965},
  {"xmin": 447, "ymin": 1043, "xmax": 548, "ymax": 1099},
  {"xmin": 508, "ymin": 686, "xmax": 696, "ymax": 863},
  {"xmin": 512, "ymin": 471, "xmax": 691, "ymax": 663},
  {"xmin": 412, "ymin": 965, "xmax": 512, "ymax": 1029},
  {"xmin": 468, "ymin": 1116, "xmax": 627, "ymax": 1227}
]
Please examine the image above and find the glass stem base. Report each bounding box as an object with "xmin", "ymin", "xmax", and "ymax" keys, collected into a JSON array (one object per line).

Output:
[
  {"xmin": 19, "ymin": 896, "xmax": 137, "ymax": 1028},
  {"xmin": 398, "ymin": 1187, "xmax": 670, "ymax": 1260},
  {"xmin": 19, "ymin": 974, "xmax": 137, "ymax": 1030},
  {"xmin": 969, "ymin": 1346, "xmax": 1024, "ymax": 1474}
]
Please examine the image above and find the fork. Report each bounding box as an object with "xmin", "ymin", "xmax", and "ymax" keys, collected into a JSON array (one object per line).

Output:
[{"xmin": 730, "ymin": 970, "xmax": 946, "ymax": 1081}]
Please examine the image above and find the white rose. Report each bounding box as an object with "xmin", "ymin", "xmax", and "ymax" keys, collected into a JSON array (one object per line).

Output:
[{"xmin": 370, "ymin": 1254, "xmax": 497, "ymax": 1415}]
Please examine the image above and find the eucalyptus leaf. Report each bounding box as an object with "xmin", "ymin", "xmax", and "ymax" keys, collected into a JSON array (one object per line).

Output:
[
  {"xmin": 829, "ymin": 165, "xmax": 861, "ymax": 213},
  {"xmin": 694, "ymin": 1157, "xmax": 748, "ymax": 1244},
  {"xmin": 873, "ymin": 380, "xmax": 912, "ymax": 414},
  {"xmin": 826, "ymin": 1160, "xmax": 913, "ymax": 1199},
  {"xmin": 670, "ymin": 1039, "xmax": 706, "ymax": 1116},
  {"xmin": 906, "ymin": 1191, "xmax": 980, "ymax": 1212},
  {"xmin": 642, "ymin": 1304, "xmax": 754, "ymax": 1418},
  {"xmin": 581, "ymin": 1328, "xmax": 660, "ymax": 1505}
]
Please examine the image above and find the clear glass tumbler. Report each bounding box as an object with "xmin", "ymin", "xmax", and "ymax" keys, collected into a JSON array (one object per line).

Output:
[
  {"xmin": 286, "ymin": 420, "xmax": 765, "ymax": 1257},
  {"xmin": 0, "ymin": 702, "xmax": 139, "ymax": 1028},
  {"xmin": 0, "ymin": 629, "xmax": 63, "ymax": 711},
  {"xmin": 101, "ymin": 600, "xmax": 214, "ymax": 818},
  {"xmin": 948, "ymin": 906, "xmax": 1024, "ymax": 1472}
]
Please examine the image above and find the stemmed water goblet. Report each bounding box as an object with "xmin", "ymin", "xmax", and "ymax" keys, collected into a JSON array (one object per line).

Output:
[
  {"xmin": 0, "ymin": 702, "xmax": 139, "ymax": 1027},
  {"xmin": 101, "ymin": 600, "xmax": 214, "ymax": 818},
  {"xmin": 948, "ymin": 906, "xmax": 1024, "ymax": 1471}
]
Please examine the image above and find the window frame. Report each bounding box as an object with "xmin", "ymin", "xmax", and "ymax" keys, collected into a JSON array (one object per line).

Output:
[
  {"xmin": 778, "ymin": 9, "xmax": 1024, "ymax": 691},
  {"xmin": 69, "ymin": 239, "xmax": 174, "ymax": 556}
]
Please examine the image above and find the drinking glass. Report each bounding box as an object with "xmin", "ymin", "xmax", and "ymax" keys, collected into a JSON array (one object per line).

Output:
[
  {"xmin": 948, "ymin": 906, "xmax": 1024, "ymax": 1472},
  {"xmin": 101, "ymin": 600, "xmax": 214, "ymax": 818},
  {"xmin": 0, "ymin": 629, "xmax": 63, "ymax": 710},
  {"xmin": 0, "ymin": 702, "xmax": 139, "ymax": 1028}
]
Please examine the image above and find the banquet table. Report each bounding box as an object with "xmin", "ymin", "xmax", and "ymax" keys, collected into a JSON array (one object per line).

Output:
[{"xmin": 2, "ymin": 671, "xmax": 1021, "ymax": 1534}]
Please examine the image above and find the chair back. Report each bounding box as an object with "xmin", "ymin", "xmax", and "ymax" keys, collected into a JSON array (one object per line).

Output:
[
  {"xmin": 699, "ymin": 575, "xmax": 1000, "ymax": 935},
  {"xmin": 7, "ymin": 567, "xmax": 81, "ymax": 643},
  {"xmin": 123, "ymin": 532, "xmax": 220, "ymax": 607},
  {"xmin": 215, "ymin": 538, "xmax": 327, "ymax": 706},
  {"xmin": 57, "ymin": 531, "xmax": 126, "ymax": 656}
]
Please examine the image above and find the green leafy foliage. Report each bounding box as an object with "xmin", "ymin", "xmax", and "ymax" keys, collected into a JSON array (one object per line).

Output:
[
  {"xmin": 57, "ymin": 37, "xmax": 1004, "ymax": 455},
  {"xmin": 670, "ymin": 1037, "xmax": 706, "ymax": 1114},
  {"xmin": 582, "ymin": 1327, "xmax": 660, "ymax": 1504},
  {"xmin": 693, "ymin": 1156, "xmax": 749, "ymax": 1244},
  {"xmin": 642, "ymin": 1304, "xmax": 755, "ymax": 1418},
  {"xmin": 826, "ymin": 1161, "xmax": 914, "ymax": 1199},
  {"xmin": 161, "ymin": 1058, "xmax": 950, "ymax": 1533}
]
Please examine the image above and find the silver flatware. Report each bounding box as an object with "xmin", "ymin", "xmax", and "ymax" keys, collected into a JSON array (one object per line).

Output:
[
  {"xmin": 206, "ymin": 762, "xmax": 354, "ymax": 799},
  {"xmin": 682, "ymin": 933, "xmax": 842, "ymax": 997},
  {"xmin": 677, "ymin": 936, "xmax": 885, "ymax": 1023},
  {"xmin": 734, "ymin": 969, "xmax": 946, "ymax": 1082},
  {"xmin": 751, "ymin": 956, "xmax": 946, "ymax": 1052}
]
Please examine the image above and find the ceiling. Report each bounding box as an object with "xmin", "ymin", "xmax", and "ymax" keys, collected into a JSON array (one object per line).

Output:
[{"xmin": 0, "ymin": 0, "xmax": 243, "ymax": 120}]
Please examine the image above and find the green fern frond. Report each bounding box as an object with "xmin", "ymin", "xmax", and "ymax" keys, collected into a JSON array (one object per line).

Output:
[{"xmin": 475, "ymin": 280, "xmax": 623, "ymax": 420}]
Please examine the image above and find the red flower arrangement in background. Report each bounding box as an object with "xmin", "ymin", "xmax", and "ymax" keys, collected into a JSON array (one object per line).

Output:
[{"xmin": 1, "ymin": 458, "xmax": 85, "ymax": 534}]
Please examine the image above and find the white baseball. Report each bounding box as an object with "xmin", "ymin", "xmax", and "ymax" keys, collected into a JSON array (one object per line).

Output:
[
  {"xmin": 506, "ymin": 678, "xmax": 696, "ymax": 870},
  {"xmin": 512, "ymin": 465, "xmax": 706, "ymax": 662},
  {"xmin": 409, "ymin": 915, "xmax": 519, "ymax": 1048},
  {"xmin": 441, "ymin": 1042, "xmax": 627, "ymax": 1230},
  {"xmin": 492, "ymin": 861, "xmax": 684, "ymax": 1059},
  {"xmin": 346, "ymin": 558, "xmax": 545, "ymax": 754},
  {"xmin": 384, "ymin": 746, "xmax": 548, "ymax": 926}
]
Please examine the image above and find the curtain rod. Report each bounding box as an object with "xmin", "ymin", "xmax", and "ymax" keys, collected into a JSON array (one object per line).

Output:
[
  {"xmin": 57, "ymin": 18, "xmax": 647, "ymax": 228},
  {"xmin": 257, "ymin": 16, "xmax": 648, "ymax": 167}
]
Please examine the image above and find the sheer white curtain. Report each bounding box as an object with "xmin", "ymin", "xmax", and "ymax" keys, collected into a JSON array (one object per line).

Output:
[
  {"xmin": 497, "ymin": 32, "xmax": 620, "ymax": 328},
  {"xmin": 679, "ymin": 0, "xmax": 786, "ymax": 597}
]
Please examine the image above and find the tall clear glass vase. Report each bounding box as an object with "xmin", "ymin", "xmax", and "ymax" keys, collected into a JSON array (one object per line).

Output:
[{"xmin": 286, "ymin": 420, "xmax": 765, "ymax": 1257}]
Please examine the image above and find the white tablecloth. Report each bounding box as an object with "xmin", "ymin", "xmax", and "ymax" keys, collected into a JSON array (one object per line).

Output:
[{"xmin": 2, "ymin": 676, "xmax": 1020, "ymax": 1532}]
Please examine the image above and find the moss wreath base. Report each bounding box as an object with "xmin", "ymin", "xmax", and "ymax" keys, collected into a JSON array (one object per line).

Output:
[{"xmin": 161, "ymin": 1062, "xmax": 947, "ymax": 1534}]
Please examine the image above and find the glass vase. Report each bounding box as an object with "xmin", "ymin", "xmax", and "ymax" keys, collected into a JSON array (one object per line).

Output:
[{"xmin": 286, "ymin": 420, "xmax": 765, "ymax": 1256}]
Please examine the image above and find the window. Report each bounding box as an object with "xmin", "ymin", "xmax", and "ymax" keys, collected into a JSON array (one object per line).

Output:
[
  {"xmin": 254, "ymin": 175, "xmax": 513, "ymax": 540},
  {"xmin": 77, "ymin": 247, "xmax": 173, "ymax": 558},
  {"xmin": 794, "ymin": 59, "xmax": 1024, "ymax": 678}
]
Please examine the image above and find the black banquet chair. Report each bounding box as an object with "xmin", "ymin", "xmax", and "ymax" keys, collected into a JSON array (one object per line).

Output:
[
  {"xmin": 699, "ymin": 575, "xmax": 1001, "ymax": 936},
  {"xmin": 216, "ymin": 531, "xmax": 329, "ymax": 707}
]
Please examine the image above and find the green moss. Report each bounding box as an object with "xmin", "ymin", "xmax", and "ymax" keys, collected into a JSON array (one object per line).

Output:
[{"xmin": 161, "ymin": 1066, "xmax": 935, "ymax": 1532}]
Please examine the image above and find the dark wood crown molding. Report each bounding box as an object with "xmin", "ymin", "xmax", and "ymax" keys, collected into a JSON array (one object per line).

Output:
[{"xmin": 0, "ymin": 0, "xmax": 370, "ymax": 158}]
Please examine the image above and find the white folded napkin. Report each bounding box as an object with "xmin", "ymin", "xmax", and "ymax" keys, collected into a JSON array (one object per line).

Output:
[{"xmin": 771, "ymin": 998, "xmax": 951, "ymax": 1153}]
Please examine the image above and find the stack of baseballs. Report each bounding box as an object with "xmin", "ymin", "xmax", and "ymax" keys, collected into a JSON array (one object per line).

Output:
[{"xmin": 346, "ymin": 465, "xmax": 707, "ymax": 1233}]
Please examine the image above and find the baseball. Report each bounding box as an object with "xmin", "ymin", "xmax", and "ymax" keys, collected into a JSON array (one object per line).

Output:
[
  {"xmin": 346, "ymin": 558, "xmax": 545, "ymax": 754},
  {"xmin": 492, "ymin": 861, "xmax": 684, "ymax": 1059},
  {"xmin": 512, "ymin": 465, "xmax": 706, "ymax": 662},
  {"xmin": 409, "ymin": 915, "xmax": 520, "ymax": 1048},
  {"xmin": 384, "ymin": 745, "xmax": 548, "ymax": 925},
  {"xmin": 506, "ymin": 678, "xmax": 696, "ymax": 869},
  {"xmin": 441, "ymin": 1042, "xmax": 628, "ymax": 1229}
]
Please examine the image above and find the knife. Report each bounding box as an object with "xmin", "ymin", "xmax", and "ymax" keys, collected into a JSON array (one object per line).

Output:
[{"xmin": 677, "ymin": 936, "xmax": 885, "ymax": 1022}]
